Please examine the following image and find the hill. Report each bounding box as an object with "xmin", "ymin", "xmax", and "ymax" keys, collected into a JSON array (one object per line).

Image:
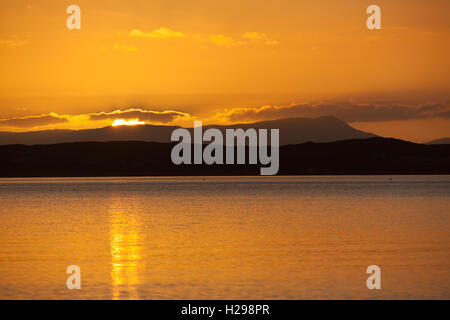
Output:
[
  {"xmin": 0, "ymin": 116, "xmax": 375, "ymax": 146},
  {"xmin": 427, "ymin": 137, "xmax": 450, "ymax": 145},
  {"xmin": 0, "ymin": 137, "xmax": 448, "ymax": 177}
]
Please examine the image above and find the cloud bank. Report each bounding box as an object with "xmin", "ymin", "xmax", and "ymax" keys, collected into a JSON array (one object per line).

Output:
[
  {"xmin": 0, "ymin": 113, "xmax": 68, "ymax": 128},
  {"xmin": 127, "ymin": 27, "xmax": 278, "ymax": 48},
  {"xmin": 212, "ymin": 101, "xmax": 450, "ymax": 123},
  {"xmin": 0, "ymin": 101, "xmax": 449, "ymax": 130},
  {"xmin": 130, "ymin": 28, "xmax": 185, "ymax": 39},
  {"xmin": 88, "ymin": 109, "xmax": 190, "ymax": 123}
]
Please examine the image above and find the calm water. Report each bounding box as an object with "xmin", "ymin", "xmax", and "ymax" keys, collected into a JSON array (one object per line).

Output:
[{"xmin": 0, "ymin": 176, "xmax": 449, "ymax": 299}]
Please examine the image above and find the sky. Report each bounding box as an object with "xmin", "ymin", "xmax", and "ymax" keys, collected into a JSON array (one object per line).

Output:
[{"xmin": 0, "ymin": 0, "xmax": 449, "ymax": 142}]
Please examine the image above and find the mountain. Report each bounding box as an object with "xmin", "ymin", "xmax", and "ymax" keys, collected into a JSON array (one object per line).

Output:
[
  {"xmin": 0, "ymin": 137, "xmax": 449, "ymax": 177},
  {"xmin": 427, "ymin": 137, "xmax": 450, "ymax": 145},
  {"xmin": 0, "ymin": 116, "xmax": 376, "ymax": 146}
]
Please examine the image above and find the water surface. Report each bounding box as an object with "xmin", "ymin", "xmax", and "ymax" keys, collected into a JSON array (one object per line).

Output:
[{"xmin": 0, "ymin": 176, "xmax": 449, "ymax": 299}]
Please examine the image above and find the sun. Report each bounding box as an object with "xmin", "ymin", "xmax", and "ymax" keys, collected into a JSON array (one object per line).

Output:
[{"xmin": 112, "ymin": 119, "xmax": 146, "ymax": 126}]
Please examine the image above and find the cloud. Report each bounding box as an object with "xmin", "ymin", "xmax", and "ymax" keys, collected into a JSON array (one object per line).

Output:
[
  {"xmin": 127, "ymin": 27, "xmax": 278, "ymax": 48},
  {"xmin": 208, "ymin": 35, "xmax": 241, "ymax": 47},
  {"xmin": 129, "ymin": 28, "xmax": 184, "ymax": 39},
  {"xmin": 209, "ymin": 35, "xmax": 233, "ymax": 46},
  {"xmin": 193, "ymin": 34, "xmax": 241, "ymax": 47},
  {"xmin": 0, "ymin": 113, "xmax": 68, "ymax": 128},
  {"xmin": 4, "ymin": 101, "xmax": 448, "ymax": 131},
  {"xmin": 243, "ymin": 32, "xmax": 279, "ymax": 45},
  {"xmin": 210, "ymin": 101, "xmax": 450, "ymax": 123},
  {"xmin": 0, "ymin": 109, "xmax": 192, "ymax": 130},
  {"xmin": 88, "ymin": 109, "xmax": 191, "ymax": 123},
  {"xmin": 194, "ymin": 32, "xmax": 277, "ymax": 47}
]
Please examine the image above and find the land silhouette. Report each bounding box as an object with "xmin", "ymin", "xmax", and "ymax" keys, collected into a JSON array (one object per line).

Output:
[
  {"xmin": 0, "ymin": 116, "xmax": 448, "ymax": 177},
  {"xmin": 428, "ymin": 137, "xmax": 450, "ymax": 145},
  {"xmin": 0, "ymin": 137, "xmax": 449, "ymax": 177},
  {"xmin": 0, "ymin": 116, "xmax": 375, "ymax": 146}
]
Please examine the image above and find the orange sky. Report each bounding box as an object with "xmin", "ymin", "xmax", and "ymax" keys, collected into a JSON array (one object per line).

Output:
[{"xmin": 0, "ymin": 0, "xmax": 449, "ymax": 142}]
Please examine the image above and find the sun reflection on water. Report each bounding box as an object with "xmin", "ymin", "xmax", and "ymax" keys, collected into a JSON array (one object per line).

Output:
[{"xmin": 109, "ymin": 199, "xmax": 142, "ymax": 299}]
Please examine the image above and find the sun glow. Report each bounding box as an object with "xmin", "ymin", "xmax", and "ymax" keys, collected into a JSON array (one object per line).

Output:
[{"xmin": 112, "ymin": 119, "xmax": 146, "ymax": 126}]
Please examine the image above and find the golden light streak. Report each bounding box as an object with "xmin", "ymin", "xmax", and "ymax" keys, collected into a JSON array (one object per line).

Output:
[{"xmin": 111, "ymin": 119, "xmax": 146, "ymax": 126}]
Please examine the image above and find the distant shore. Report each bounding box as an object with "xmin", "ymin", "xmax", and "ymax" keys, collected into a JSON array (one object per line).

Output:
[{"xmin": 0, "ymin": 138, "xmax": 449, "ymax": 177}]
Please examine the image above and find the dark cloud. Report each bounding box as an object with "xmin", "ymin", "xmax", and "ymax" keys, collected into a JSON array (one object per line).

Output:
[
  {"xmin": 0, "ymin": 114, "xmax": 68, "ymax": 128},
  {"xmin": 218, "ymin": 101, "xmax": 450, "ymax": 123},
  {"xmin": 1, "ymin": 102, "xmax": 449, "ymax": 130},
  {"xmin": 89, "ymin": 109, "xmax": 190, "ymax": 123}
]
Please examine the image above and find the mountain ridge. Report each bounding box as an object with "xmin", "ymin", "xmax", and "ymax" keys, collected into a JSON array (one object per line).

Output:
[
  {"xmin": 0, "ymin": 116, "xmax": 376, "ymax": 146},
  {"xmin": 427, "ymin": 137, "xmax": 450, "ymax": 145}
]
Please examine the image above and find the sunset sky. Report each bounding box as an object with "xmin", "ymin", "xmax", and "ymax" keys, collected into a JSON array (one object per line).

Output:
[{"xmin": 0, "ymin": 0, "xmax": 449, "ymax": 142}]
